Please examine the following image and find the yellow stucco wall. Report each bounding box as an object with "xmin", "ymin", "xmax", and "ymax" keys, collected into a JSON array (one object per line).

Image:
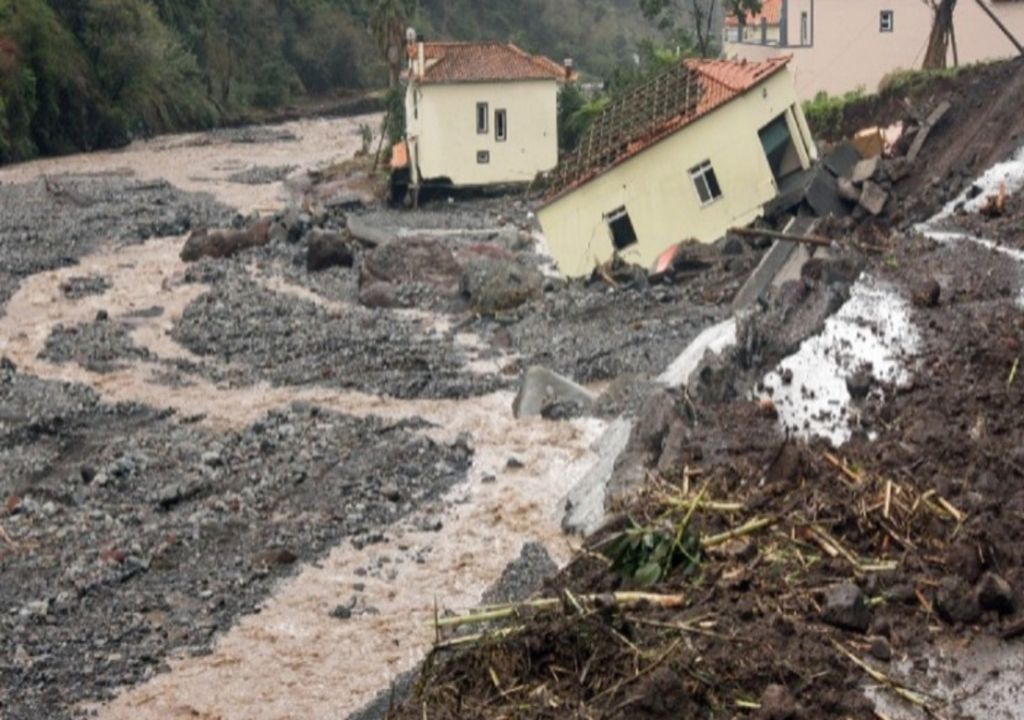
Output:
[
  {"xmin": 727, "ymin": 0, "xmax": 1024, "ymax": 99},
  {"xmin": 537, "ymin": 69, "xmax": 813, "ymax": 278},
  {"xmin": 405, "ymin": 79, "xmax": 559, "ymax": 186}
]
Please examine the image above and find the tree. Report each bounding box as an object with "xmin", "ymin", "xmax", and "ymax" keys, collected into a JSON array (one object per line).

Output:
[
  {"xmin": 639, "ymin": 0, "xmax": 761, "ymax": 57},
  {"xmin": 370, "ymin": 0, "xmax": 413, "ymax": 88},
  {"xmin": 923, "ymin": 0, "xmax": 957, "ymax": 69}
]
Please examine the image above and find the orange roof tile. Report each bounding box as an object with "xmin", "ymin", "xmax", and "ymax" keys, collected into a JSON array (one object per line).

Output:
[
  {"xmin": 544, "ymin": 56, "xmax": 792, "ymax": 204},
  {"xmin": 407, "ymin": 42, "xmax": 570, "ymax": 84},
  {"xmin": 724, "ymin": 0, "xmax": 783, "ymax": 26}
]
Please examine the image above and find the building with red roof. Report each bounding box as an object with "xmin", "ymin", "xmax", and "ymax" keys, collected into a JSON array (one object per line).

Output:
[
  {"xmin": 401, "ymin": 39, "xmax": 573, "ymax": 194},
  {"xmin": 537, "ymin": 56, "xmax": 817, "ymax": 277},
  {"xmin": 724, "ymin": 0, "xmax": 1024, "ymax": 99}
]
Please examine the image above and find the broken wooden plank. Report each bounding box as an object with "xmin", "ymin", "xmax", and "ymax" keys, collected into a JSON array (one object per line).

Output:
[{"xmin": 907, "ymin": 100, "xmax": 951, "ymax": 164}]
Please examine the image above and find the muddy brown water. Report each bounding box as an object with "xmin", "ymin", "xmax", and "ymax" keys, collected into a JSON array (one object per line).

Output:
[{"xmin": 0, "ymin": 119, "xmax": 609, "ymax": 718}]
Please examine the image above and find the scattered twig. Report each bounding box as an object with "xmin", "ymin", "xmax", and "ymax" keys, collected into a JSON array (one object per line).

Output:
[
  {"xmin": 0, "ymin": 524, "xmax": 16, "ymax": 549},
  {"xmin": 702, "ymin": 517, "xmax": 774, "ymax": 549},
  {"xmin": 434, "ymin": 626, "xmax": 524, "ymax": 650},
  {"xmin": 824, "ymin": 452, "xmax": 864, "ymax": 485},
  {"xmin": 1009, "ymin": 357, "xmax": 1019, "ymax": 388},
  {"xmin": 832, "ymin": 640, "xmax": 940, "ymax": 713}
]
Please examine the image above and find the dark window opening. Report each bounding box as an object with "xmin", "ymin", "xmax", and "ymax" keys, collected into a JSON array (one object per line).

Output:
[
  {"xmin": 477, "ymin": 150, "xmax": 490, "ymax": 164},
  {"xmin": 476, "ymin": 103, "xmax": 489, "ymax": 134},
  {"xmin": 495, "ymin": 109, "xmax": 507, "ymax": 141},
  {"xmin": 880, "ymin": 10, "xmax": 894, "ymax": 32},
  {"xmin": 606, "ymin": 207, "xmax": 638, "ymax": 251},
  {"xmin": 689, "ymin": 160, "xmax": 722, "ymax": 205},
  {"xmin": 758, "ymin": 114, "xmax": 803, "ymax": 182}
]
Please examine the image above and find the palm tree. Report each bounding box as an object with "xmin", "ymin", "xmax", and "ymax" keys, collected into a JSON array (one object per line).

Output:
[{"xmin": 370, "ymin": 0, "xmax": 411, "ymax": 88}]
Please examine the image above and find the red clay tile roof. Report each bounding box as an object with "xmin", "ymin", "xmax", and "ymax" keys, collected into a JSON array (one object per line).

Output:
[
  {"xmin": 544, "ymin": 56, "xmax": 791, "ymax": 204},
  {"xmin": 407, "ymin": 42, "xmax": 570, "ymax": 84},
  {"xmin": 724, "ymin": 0, "xmax": 783, "ymax": 26}
]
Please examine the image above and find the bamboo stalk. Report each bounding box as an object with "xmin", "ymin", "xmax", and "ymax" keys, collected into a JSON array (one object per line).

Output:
[
  {"xmin": 832, "ymin": 640, "xmax": 936, "ymax": 710},
  {"xmin": 702, "ymin": 517, "xmax": 774, "ymax": 549},
  {"xmin": 431, "ymin": 592, "xmax": 687, "ymax": 629}
]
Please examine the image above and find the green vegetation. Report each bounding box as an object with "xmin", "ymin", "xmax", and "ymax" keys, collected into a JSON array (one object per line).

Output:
[
  {"xmin": 877, "ymin": 64, "xmax": 971, "ymax": 94},
  {"xmin": 0, "ymin": 0, "xmax": 673, "ymax": 164},
  {"xmin": 802, "ymin": 88, "xmax": 867, "ymax": 139}
]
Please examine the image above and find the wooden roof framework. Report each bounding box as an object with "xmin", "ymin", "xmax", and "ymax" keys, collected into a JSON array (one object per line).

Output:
[{"xmin": 551, "ymin": 64, "xmax": 705, "ymax": 194}]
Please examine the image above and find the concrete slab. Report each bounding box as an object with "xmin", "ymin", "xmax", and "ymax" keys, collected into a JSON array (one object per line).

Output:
[
  {"xmin": 732, "ymin": 217, "xmax": 817, "ymax": 311},
  {"xmin": 512, "ymin": 366, "xmax": 597, "ymax": 419},
  {"xmin": 561, "ymin": 418, "xmax": 633, "ymax": 535}
]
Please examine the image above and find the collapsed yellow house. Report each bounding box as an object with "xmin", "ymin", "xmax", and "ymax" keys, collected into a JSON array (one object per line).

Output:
[
  {"xmin": 537, "ymin": 57, "xmax": 817, "ymax": 278},
  {"xmin": 403, "ymin": 40, "xmax": 572, "ymax": 193}
]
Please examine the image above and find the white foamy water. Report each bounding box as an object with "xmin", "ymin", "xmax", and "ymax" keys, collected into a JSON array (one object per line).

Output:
[
  {"xmin": 934, "ymin": 143, "xmax": 1024, "ymax": 220},
  {"xmin": 761, "ymin": 280, "xmax": 919, "ymax": 446}
]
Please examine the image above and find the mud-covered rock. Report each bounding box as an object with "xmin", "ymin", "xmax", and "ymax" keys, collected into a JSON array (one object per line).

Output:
[
  {"xmin": 822, "ymin": 583, "xmax": 870, "ymax": 632},
  {"xmin": 306, "ymin": 229, "xmax": 356, "ymax": 272},
  {"xmin": 976, "ymin": 572, "xmax": 1015, "ymax": 615},
  {"xmin": 181, "ymin": 218, "xmax": 272, "ymax": 262},
  {"xmin": 461, "ymin": 258, "xmax": 543, "ymax": 315},
  {"xmin": 911, "ymin": 277, "xmax": 941, "ymax": 308}
]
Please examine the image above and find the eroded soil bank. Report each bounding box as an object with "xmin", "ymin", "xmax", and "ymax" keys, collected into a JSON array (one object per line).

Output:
[{"xmin": 385, "ymin": 60, "xmax": 1024, "ymax": 720}]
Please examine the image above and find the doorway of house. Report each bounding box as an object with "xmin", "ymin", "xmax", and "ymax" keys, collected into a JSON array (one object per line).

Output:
[{"xmin": 759, "ymin": 113, "xmax": 803, "ymax": 184}]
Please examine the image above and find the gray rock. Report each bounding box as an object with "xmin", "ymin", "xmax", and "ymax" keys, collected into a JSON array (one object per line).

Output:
[
  {"xmin": 845, "ymin": 368, "xmax": 874, "ymax": 399},
  {"xmin": 859, "ymin": 181, "xmax": 889, "ymax": 216},
  {"xmin": 461, "ymin": 258, "xmax": 543, "ymax": 316},
  {"xmin": 837, "ymin": 176, "xmax": 861, "ymax": 203},
  {"xmin": 512, "ymin": 366, "xmax": 596, "ymax": 419},
  {"xmin": 869, "ymin": 636, "xmax": 893, "ymax": 662},
  {"xmin": 822, "ymin": 583, "xmax": 870, "ymax": 632},
  {"xmin": 850, "ymin": 156, "xmax": 880, "ymax": 185}
]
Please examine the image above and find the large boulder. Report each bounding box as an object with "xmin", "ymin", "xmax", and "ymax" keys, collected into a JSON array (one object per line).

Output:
[
  {"xmin": 461, "ymin": 258, "xmax": 543, "ymax": 315},
  {"xmin": 360, "ymin": 238, "xmax": 463, "ymax": 292},
  {"xmin": 180, "ymin": 218, "xmax": 271, "ymax": 262}
]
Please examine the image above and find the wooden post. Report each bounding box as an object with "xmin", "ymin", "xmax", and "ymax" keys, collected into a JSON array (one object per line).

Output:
[{"xmin": 974, "ymin": 0, "xmax": 1024, "ymax": 56}]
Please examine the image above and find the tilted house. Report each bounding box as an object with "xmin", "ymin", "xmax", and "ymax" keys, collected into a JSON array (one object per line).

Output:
[
  {"xmin": 724, "ymin": 0, "xmax": 1024, "ymax": 99},
  {"xmin": 403, "ymin": 41, "xmax": 573, "ymax": 191},
  {"xmin": 537, "ymin": 57, "xmax": 817, "ymax": 277}
]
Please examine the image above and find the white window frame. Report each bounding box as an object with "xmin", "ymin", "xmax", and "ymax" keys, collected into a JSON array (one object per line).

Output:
[
  {"xmin": 495, "ymin": 109, "xmax": 507, "ymax": 142},
  {"xmin": 689, "ymin": 160, "xmax": 723, "ymax": 207},
  {"xmin": 476, "ymin": 102, "xmax": 489, "ymax": 134},
  {"xmin": 880, "ymin": 10, "xmax": 894, "ymax": 32}
]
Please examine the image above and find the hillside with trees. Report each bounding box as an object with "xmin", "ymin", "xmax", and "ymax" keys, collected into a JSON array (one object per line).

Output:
[{"xmin": 0, "ymin": 0, "xmax": 687, "ymax": 164}]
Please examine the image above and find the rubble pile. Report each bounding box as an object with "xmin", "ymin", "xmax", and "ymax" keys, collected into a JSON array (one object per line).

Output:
[{"xmin": 386, "ymin": 60, "xmax": 1024, "ymax": 720}]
